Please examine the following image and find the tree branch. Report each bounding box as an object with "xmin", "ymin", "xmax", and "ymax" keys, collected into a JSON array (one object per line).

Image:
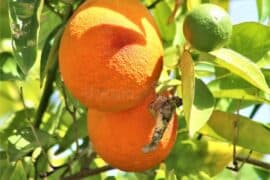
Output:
[
  {"xmin": 147, "ymin": 0, "xmax": 163, "ymax": 9},
  {"xmin": 235, "ymin": 156, "xmax": 270, "ymax": 170},
  {"xmin": 34, "ymin": 26, "xmax": 64, "ymax": 128},
  {"xmin": 62, "ymin": 165, "xmax": 114, "ymax": 180}
]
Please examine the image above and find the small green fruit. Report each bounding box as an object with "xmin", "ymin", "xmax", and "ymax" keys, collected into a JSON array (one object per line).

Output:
[{"xmin": 183, "ymin": 4, "xmax": 232, "ymax": 52}]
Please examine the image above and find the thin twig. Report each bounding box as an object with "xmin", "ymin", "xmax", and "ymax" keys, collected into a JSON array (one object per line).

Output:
[
  {"xmin": 147, "ymin": 0, "xmax": 163, "ymax": 9},
  {"xmin": 235, "ymin": 156, "xmax": 270, "ymax": 170},
  {"xmin": 249, "ymin": 104, "xmax": 262, "ymax": 119},
  {"xmin": 61, "ymin": 82, "xmax": 80, "ymax": 158},
  {"xmin": 62, "ymin": 165, "xmax": 114, "ymax": 180},
  {"xmin": 19, "ymin": 87, "xmax": 54, "ymax": 168},
  {"xmin": 168, "ymin": 0, "xmax": 183, "ymax": 24},
  {"xmin": 34, "ymin": 25, "xmax": 64, "ymax": 128}
]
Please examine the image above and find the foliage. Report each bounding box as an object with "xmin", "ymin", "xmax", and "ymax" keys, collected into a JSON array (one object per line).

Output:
[{"xmin": 0, "ymin": 0, "xmax": 270, "ymax": 179}]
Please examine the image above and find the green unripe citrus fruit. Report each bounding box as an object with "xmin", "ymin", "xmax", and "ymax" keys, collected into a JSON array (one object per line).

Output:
[{"xmin": 183, "ymin": 4, "xmax": 232, "ymax": 52}]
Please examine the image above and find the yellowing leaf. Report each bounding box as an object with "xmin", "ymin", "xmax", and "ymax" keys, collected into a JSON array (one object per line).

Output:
[
  {"xmin": 180, "ymin": 50, "xmax": 195, "ymax": 127},
  {"xmin": 187, "ymin": 0, "xmax": 201, "ymax": 11},
  {"xmin": 210, "ymin": 0, "xmax": 229, "ymax": 11},
  {"xmin": 202, "ymin": 110, "xmax": 270, "ymax": 154},
  {"xmin": 189, "ymin": 79, "xmax": 214, "ymax": 135},
  {"xmin": 210, "ymin": 48, "xmax": 270, "ymax": 94}
]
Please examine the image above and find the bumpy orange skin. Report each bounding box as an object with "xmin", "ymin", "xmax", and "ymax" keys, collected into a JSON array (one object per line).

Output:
[
  {"xmin": 87, "ymin": 92, "xmax": 178, "ymax": 171},
  {"xmin": 59, "ymin": 0, "xmax": 163, "ymax": 111}
]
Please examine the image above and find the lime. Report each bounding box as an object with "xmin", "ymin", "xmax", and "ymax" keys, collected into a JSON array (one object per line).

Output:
[{"xmin": 183, "ymin": 3, "xmax": 232, "ymax": 52}]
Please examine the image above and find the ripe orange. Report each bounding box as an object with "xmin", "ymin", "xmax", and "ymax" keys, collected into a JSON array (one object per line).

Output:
[
  {"xmin": 87, "ymin": 92, "xmax": 178, "ymax": 171},
  {"xmin": 59, "ymin": 0, "xmax": 163, "ymax": 111}
]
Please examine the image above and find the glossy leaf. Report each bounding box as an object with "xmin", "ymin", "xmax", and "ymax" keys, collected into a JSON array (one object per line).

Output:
[
  {"xmin": 189, "ymin": 79, "xmax": 215, "ymax": 135},
  {"xmin": 256, "ymin": 0, "xmax": 270, "ymax": 22},
  {"xmin": 180, "ymin": 50, "xmax": 195, "ymax": 127},
  {"xmin": 40, "ymin": 24, "xmax": 63, "ymax": 84},
  {"xmin": 0, "ymin": 52, "xmax": 23, "ymax": 80},
  {"xmin": 0, "ymin": 109, "xmax": 34, "ymax": 149},
  {"xmin": 186, "ymin": 0, "xmax": 201, "ymax": 11},
  {"xmin": 153, "ymin": 1, "xmax": 176, "ymax": 42},
  {"xmin": 202, "ymin": 110, "xmax": 270, "ymax": 154},
  {"xmin": 228, "ymin": 22, "xmax": 270, "ymax": 62},
  {"xmin": 210, "ymin": 0, "xmax": 229, "ymax": 11},
  {"xmin": 166, "ymin": 133, "xmax": 235, "ymax": 178},
  {"xmin": 163, "ymin": 46, "xmax": 180, "ymax": 68},
  {"xmin": 7, "ymin": 127, "xmax": 56, "ymax": 161},
  {"xmin": 8, "ymin": 0, "xmax": 43, "ymax": 74},
  {"xmin": 210, "ymin": 48, "xmax": 270, "ymax": 93},
  {"xmin": 208, "ymin": 74, "xmax": 270, "ymax": 103}
]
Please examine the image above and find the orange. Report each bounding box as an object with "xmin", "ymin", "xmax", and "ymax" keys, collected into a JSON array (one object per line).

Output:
[
  {"xmin": 59, "ymin": 0, "xmax": 163, "ymax": 111},
  {"xmin": 87, "ymin": 91, "xmax": 178, "ymax": 171}
]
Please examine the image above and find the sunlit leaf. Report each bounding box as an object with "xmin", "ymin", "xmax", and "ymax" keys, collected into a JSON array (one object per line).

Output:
[
  {"xmin": 40, "ymin": 24, "xmax": 63, "ymax": 84},
  {"xmin": 180, "ymin": 50, "xmax": 195, "ymax": 127},
  {"xmin": 153, "ymin": 1, "xmax": 176, "ymax": 42},
  {"xmin": 8, "ymin": 0, "xmax": 43, "ymax": 74},
  {"xmin": 163, "ymin": 46, "xmax": 180, "ymax": 68},
  {"xmin": 256, "ymin": 0, "xmax": 270, "ymax": 22},
  {"xmin": 7, "ymin": 127, "xmax": 56, "ymax": 161},
  {"xmin": 0, "ymin": 52, "xmax": 23, "ymax": 80},
  {"xmin": 228, "ymin": 22, "xmax": 270, "ymax": 62},
  {"xmin": 210, "ymin": 0, "xmax": 229, "ymax": 11},
  {"xmin": 202, "ymin": 110, "xmax": 270, "ymax": 154},
  {"xmin": 189, "ymin": 79, "xmax": 214, "ymax": 135},
  {"xmin": 0, "ymin": 109, "xmax": 34, "ymax": 149},
  {"xmin": 57, "ymin": 113, "xmax": 87, "ymax": 153},
  {"xmin": 166, "ymin": 131, "xmax": 235, "ymax": 178},
  {"xmin": 156, "ymin": 79, "xmax": 181, "ymax": 93},
  {"xmin": 210, "ymin": 48, "xmax": 270, "ymax": 93},
  {"xmin": 187, "ymin": 0, "xmax": 201, "ymax": 11},
  {"xmin": 208, "ymin": 74, "xmax": 270, "ymax": 103}
]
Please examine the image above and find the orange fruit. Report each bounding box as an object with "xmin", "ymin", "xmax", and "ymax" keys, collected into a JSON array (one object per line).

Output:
[
  {"xmin": 87, "ymin": 91, "xmax": 178, "ymax": 171},
  {"xmin": 59, "ymin": 0, "xmax": 163, "ymax": 111}
]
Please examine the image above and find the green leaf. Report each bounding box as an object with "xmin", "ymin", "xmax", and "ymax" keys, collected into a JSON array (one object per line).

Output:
[
  {"xmin": 0, "ymin": 0, "xmax": 11, "ymax": 38},
  {"xmin": 180, "ymin": 50, "xmax": 195, "ymax": 128},
  {"xmin": 0, "ymin": 109, "xmax": 34, "ymax": 149},
  {"xmin": 189, "ymin": 79, "xmax": 215, "ymax": 135},
  {"xmin": 6, "ymin": 127, "xmax": 56, "ymax": 161},
  {"xmin": 256, "ymin": 0, "xmax": 270, "ymax": 22},
  {"xmin": 187, "ymin": 0, "xmax": 201, "ymax": 10},
  {"xmin": 210, "ymin": 0, "xmax": 229, "ymax": 11},
  {"xmin": 40, "ymin": 24, "xmax": 63, "ymax": 84},
  {"xmin": 0, "ymin": 52, "xmax": 23, "ymax": 80},
  {"xmin": 228, "ymin": 22, "xmax": 270, "ymax": 62},
  {"xmin": 208, "ymin": 74, "xmax": 270, "ymax": 103},
  {"xmin": 202, "ymin": 110, "xmax": 270, "ymax": 154},
  {"xmin": 57, "ymin": 113, "xmax": 87, "ymax": 153},
  {"xmin": 10, "ymin": 161, "xmax": 27, "ymax": 180},
  {"xmin": 0, "ymin": 164, "xmax": 16, "ymax": 180},
  {"xmin": 166, "ymin": 132, "xmax": 234, "ymax": 178},
  {"xmin": 153, "ymin": 1, "xmax": 176, "ymax": 42},
  {"xmin": 156, "ymin": 79, "xmax": 181, "ymax": 93},
  {"xmin": 163, "ymin": 46, "xmax": 180, "ymax": 68},
  {"xmin": 8, "ymin": 0, "xmax": 44, "ymax": 74},
  {"xmin": 210, "ymin": 48, "xmax": 270, "ymax": 93}
]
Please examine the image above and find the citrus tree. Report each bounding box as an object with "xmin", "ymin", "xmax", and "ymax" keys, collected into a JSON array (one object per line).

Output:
[{"xmin": 1, "ymin": 0, "xmax": 270, "ymax": 179}]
